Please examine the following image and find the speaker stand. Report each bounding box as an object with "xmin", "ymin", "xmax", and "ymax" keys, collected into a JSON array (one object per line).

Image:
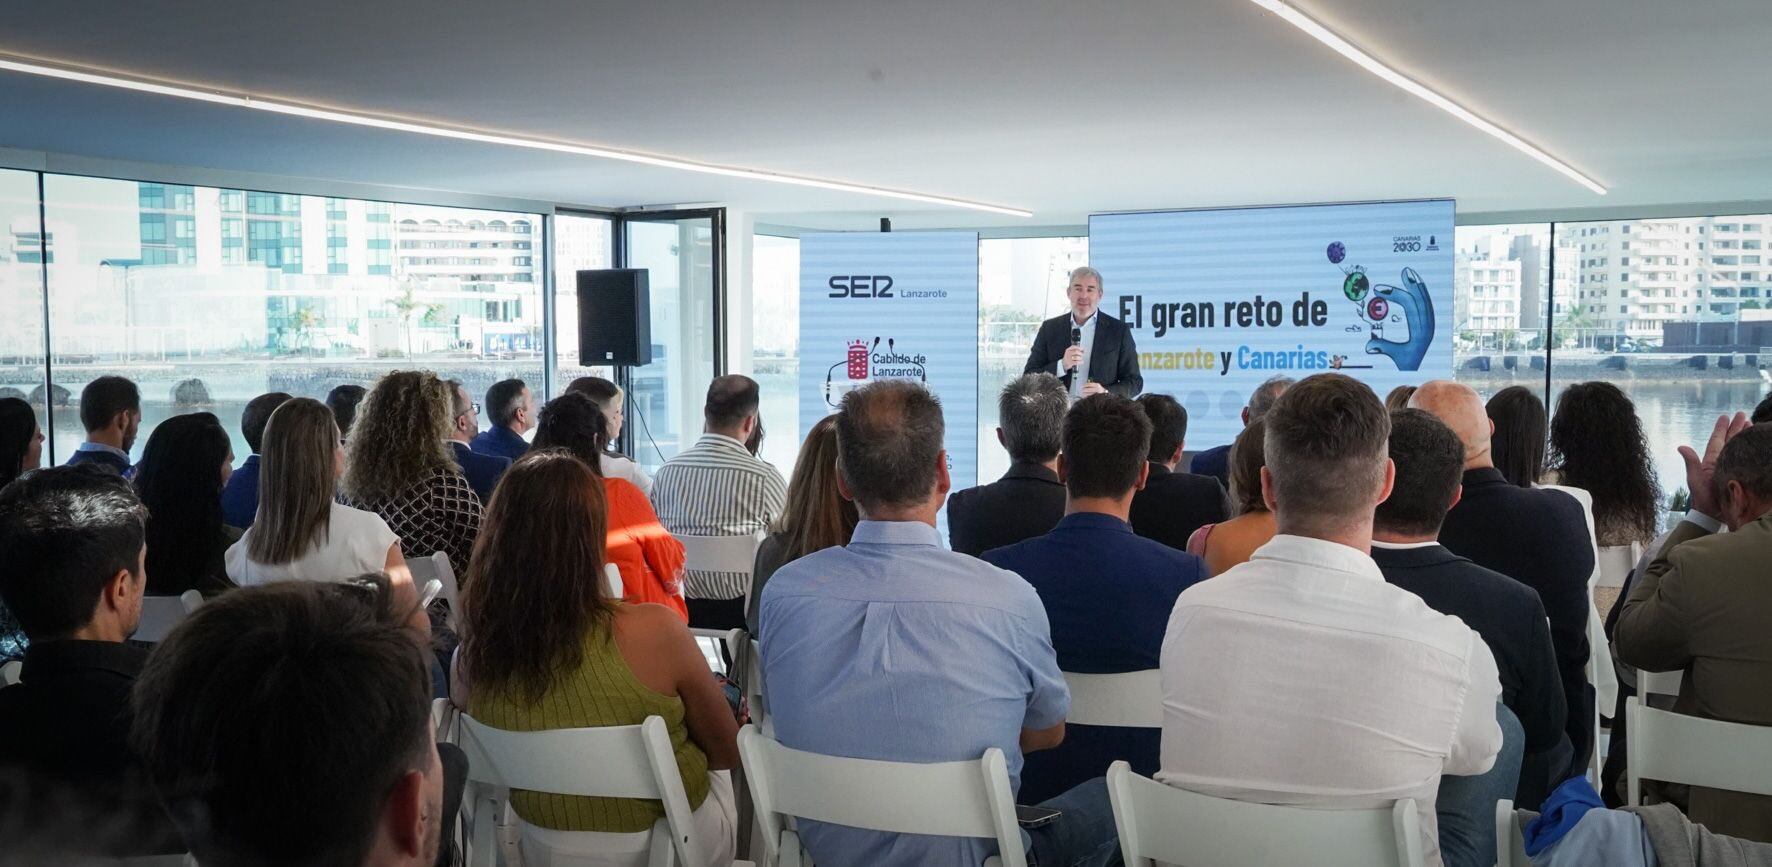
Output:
[{"xmin": 612, "ymin": 364, "xmax": 635, "ymax": 459}]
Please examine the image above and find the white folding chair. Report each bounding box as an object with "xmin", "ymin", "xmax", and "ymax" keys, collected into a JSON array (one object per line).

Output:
[
  {"xmin": 1626, "ymin": 696, "xmax": 1772, "ymax": 807},
  {"xmin": 406, "ymin": 552, "xmax": 459, "ymax": 629},
  {"xmin": 1106, "ymin": 761, "xmax": 1424, "ymax": 867},
  {"xmin": 1063, "ymin": 671, "xmax": 1163, "ymax": 728},
  {"xmin": 0, "ymin": 659, "xmax": 20, "ymax": 687},
  {"xmin": 1639, "ymin": 668, "xmax": 1684, "ymax": 699},
  {"xmin": 678, "ymin": 531, "xmax": 767, "ymax": 607},
  {"xmin": 606, "ymin": 562, "xmax": 625, "ymax": 598},
  {"xmin": 458, "ymin": 713, "xmax": 716, "ymax": 867},
  {"xmin": 742, "ymin": 638, "xmax": 768, "ymax": 734},
  {"xmin": 1596, "ymin": 543, "xmax": 1642, "ymax": 589},
  {"xmin": 1494, "ymin": 800, "xmax": 1528, "ymax": 867},
  {"xmin": 691, "ymin": 627, "xmax": 745, "ymax": 676},
  {"xmin": 737, "ymin": 724, "xmax": 1025, "ymax": 867},
  {"xmin": 133, "ymin": 589, "xmax": 204, "ymax": 643}
]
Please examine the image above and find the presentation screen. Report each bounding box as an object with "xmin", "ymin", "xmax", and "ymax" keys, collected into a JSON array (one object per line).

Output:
[{"xmin": 1089, "ymin": 199, "xmax": 1455, "ymax": 450}]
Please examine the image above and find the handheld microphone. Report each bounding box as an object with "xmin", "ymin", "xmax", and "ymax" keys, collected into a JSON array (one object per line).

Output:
[
  {"xmin": 1067, "ymin": 326, "xmax": 1084, "ymax": 400},
  {"xmin": 1068, "ymin": 327, "xmax": 1082, "ymax": 372}
]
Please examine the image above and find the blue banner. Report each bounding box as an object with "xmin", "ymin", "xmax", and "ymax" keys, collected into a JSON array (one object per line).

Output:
[{"xmin": 799, "ymin": 231, "xmax": 980, "ymax": 490}]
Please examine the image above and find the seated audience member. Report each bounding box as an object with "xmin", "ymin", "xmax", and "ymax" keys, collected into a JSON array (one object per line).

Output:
[
  {"xmin": 1128, "ymin": 393, "xmax": 1229, "ymax": 551},
  {"xmin": 220, "ymin": 391, "xmax": 292, "ymax": 529},
  {"xmin": 1, "ymin": 396, "xmax": 46, "ymax": 489},
  {"xmin": 534, "ymin": 393, "xmax": 688, "ymax": 620},
  {"xmin": 171, "ymin": 377, "xmax": 212, "ymax": 413},
  {"xmin": 761, "ymin": 380, "xmax": 1120, "ymax": 867},
  {"xmin": 446, "ymin": 378, "xmax": 511, "ymax": 505},
  {"xmin": 226, "ymin": 398, "xmax": 407, "ymax": 586},
  {"xmin": 1616, "ymin": 413, "xmax": 1772, "ymax": 842},
  {"xmin": 342, "ymin": 371, "xmax": 484, "ymax": 574},
  {"xmin": 460, "ymin": 451, "xmax": 738, "ymax": 866},
  {"xmin": 947, "ymin": 373, "xmax": 1070, "ymax": 556},
  {"xmin": 1753, "ymin": 392, "xmax": 1772, "ymax": 425},
  {"xmin": 744, "ymin": 415, "xmax": 765, "ymax": 456},
  {"xmin": 131, "ymin": 576, "xmax": 462, "ymax": 867},
  {"xmin": 326, "ymin": 383, "xmax": 368, "ymax": 440},
  {"xmin": 1373, "ymin": 409, "xmax": 1568, "ymax": 812},
  {"xmin": 1412, "ymin": 380, "xmax": 1596, "ymax": 778},
  {"xmin": 748, "ymin": 414, "xmax": 857, "ymax": 635},
  {"xmin": 1549, "ymin": 382, "xmax": 1662, "ymax": 551},
  {"xmin": 0, "ymin": 466, "xmax": 180, "ymax": 855},
  {"xmin": 1385, "ymin": 384, "xmax": 1418, "ymax": 411},
  {"xmin": 1185, "ymin": 419, "xmax": 1275, "ymax": 575},
  {"xmin": 134, "ymin": 412, "xmax": 239, "ymax": 597},
  {"xmin": 66, "ymin": 375, "xmax": 141, "ymax": 475},
  {"xmin": 1187, "ymin": 375, "xmax": 1290, "ymax": 486},
  {"xmin": 984, "ymin": 393, "xmax": 1206, "ymax": 804},
  {"xmin": 1160, "ymin": 374, "xmax": 1502, "ymax": 867},
  {"xmin": 1485, "ymin": 385, "xmax": 1547, "ymax": 489},
  {"xmin": 652, "ymin": 375, "xmax": 786, "ymax": 630},
  {"xmin": 565, "ymin": 376, "xmax": 651, "ymax": 494},
  {"xmin": 471, "ymin": 378, "xmax": 534, "ymax": 463}
]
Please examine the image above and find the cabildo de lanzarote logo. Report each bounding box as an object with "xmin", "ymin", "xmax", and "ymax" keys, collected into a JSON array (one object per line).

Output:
[{"xmin": 822, "ymin": 337, "xmax": 929, "ymax": 408}]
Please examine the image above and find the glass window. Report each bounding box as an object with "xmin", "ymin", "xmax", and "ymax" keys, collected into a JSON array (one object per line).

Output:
[
  {"xmin": 977, "ymin": 237, "xmax": 1088, "ymax": 484},
  {"xmin": 551, "ymin": 212, "xmax": 616, "ymax": 391},
  {"xmin": 751, "ymin": 234, "xmax": 800, "ymax": 473},
  {"xmin": 623, "ymin": 217, "xmax": 718, "ymax": 470}
]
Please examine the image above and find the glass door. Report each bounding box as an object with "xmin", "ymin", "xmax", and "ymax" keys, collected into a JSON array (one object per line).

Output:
[{"xmin": 617, "ymin": 209, "xmax": 724, "ymax": 469}]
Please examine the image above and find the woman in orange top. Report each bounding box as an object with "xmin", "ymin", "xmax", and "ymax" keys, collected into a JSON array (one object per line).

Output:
[{"xmin": 533, "ymin": 392, "xmax": 689, "ymax": 620}]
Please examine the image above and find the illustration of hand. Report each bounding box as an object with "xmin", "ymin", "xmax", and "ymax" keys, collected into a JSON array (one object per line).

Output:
[{"xmin": 1365, "ymin": 267, "xmax": 1435, "ymax": 371}]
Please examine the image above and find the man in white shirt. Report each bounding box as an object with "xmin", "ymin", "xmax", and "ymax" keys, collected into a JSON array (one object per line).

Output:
[{"xmin": 1158, "ymin": 373, "xmax": 1502, "ymax": 867}]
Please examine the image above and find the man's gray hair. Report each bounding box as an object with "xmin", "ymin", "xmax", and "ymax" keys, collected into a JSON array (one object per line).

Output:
[
  {"xmin": 998, "ymin": 374, "xmax": 1068, "ymax": 464},
  {"xmin": 1069, "ymin": 266, "xmax": 1104, "ymax": 289},
  {"xmin": 1247, "ymin": 376, "xmax": 1295, "ymax": 421}
]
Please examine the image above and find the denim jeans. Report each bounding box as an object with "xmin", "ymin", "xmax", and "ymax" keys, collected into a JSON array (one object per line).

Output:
[
  {"xmin": 1436, "ymin": 704, "xmax": 1525, "ymax": 867},
  {"xmin": 1024, "ymin": 777, "xmax": 1124, "ymax": 867}
]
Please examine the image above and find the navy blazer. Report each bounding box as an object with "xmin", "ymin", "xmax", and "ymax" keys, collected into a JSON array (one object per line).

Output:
[
  {"xmin": 220, "ymin": 454, "xmax": 261, "ymax": 529},
  {"xmin": 983, "ymin": 512, "xmax": 1206, "ymax": 804},
  {"xmin": 1187, "ymin": 443, "xmax": 1232, "ymax": 489},
  {"xmin": 65, "ymin": 447, "xmax": 131, "ymax": 475},
  {"xmin": 469, "ymin": 425, "xmax": 529, "ymax": 463},
  {"xmin": 451, "ymin": 441, "xmax": 511, "ymax": 506},
  {"xmin": 1022, "ymin": 313, "xmax": 1143, "ymax": 397},
  {"xmin": 1129, "ymin": 462, "xmax": 1230, "ymax": 552},
  {"xmin": 945, "ymin": 461, "xmax": 1067, "ymax": 557}
]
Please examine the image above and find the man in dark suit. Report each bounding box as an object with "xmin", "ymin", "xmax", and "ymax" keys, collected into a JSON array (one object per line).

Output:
[
  {"xmin": 446, "ymin": 379, "xmax": 511, "ymax": 505},
  {"xmin": 471, "ymin": 378, "xmax": 534, "ymax": 463},
  {"xmin": 1129, "ymin": 394, "xmax": 1229, "ymax": 550},
  {"xmin": 1372, "ymin": 409, "xmax": 1568, "ymax": 812},
  {"xmin": 1022, "ymin": 266, "xmax": 1142, "ymax": 398},
  {"xmin": 1412, "ymin": 380, "xmax": 1595, "ymax": 780},
  {"xmin": 947, "ymin": 373, "xmax": 1068, "ymax": 556},
  {"xmin": 220, "ymin": 391, "xmax": 293, "ymax": 529},
  {"xmin": 64, "ymin": 376, "xmax": 140, "ymax": 475},
  {"xmin": 1188, "ymin": 376, "xmax": 1292, "ymax": 487}
]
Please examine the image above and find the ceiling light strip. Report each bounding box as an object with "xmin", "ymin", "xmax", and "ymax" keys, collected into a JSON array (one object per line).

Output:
[
  {"xmin": 1245, "ymin": 0, "xmax": 1607, "ymax": 195},
  {"xmin": 0, "ymin": 56, "xmax": 1034, "ymax": 217}
]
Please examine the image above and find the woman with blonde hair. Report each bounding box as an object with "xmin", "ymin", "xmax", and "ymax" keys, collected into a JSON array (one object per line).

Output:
[
  {"xmin": 341, "ymin": 370, "xmax": 483, "ymax": 573},
  {"xmin": 746, "ymin": 414, "xmax": 857, "ymax": 634}
]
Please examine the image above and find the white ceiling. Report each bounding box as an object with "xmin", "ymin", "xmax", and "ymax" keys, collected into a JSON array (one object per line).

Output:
[{"xmin": 1, "ymin": 0, "xmax": 1768, "ymax": 228}]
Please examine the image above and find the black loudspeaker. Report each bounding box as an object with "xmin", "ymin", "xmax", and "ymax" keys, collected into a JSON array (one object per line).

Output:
[{"xmin": 577, "ymin": 269, "xmax": 652, "ymax": 366}]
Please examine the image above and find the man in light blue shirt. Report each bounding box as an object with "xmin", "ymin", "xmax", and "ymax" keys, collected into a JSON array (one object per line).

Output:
[{"xmin": 760, "ymin": 380, "xmax": 1121, "ymax": 867}]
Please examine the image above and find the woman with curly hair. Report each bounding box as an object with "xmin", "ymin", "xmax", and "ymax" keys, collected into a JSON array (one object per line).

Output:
[
  {"xmin": 341, "ymin": 370, "xmax": 484, "ymax": 574},
  {"xmin": 1548, "ymin": 381, "xmax": 1662, "ymax": 548}
]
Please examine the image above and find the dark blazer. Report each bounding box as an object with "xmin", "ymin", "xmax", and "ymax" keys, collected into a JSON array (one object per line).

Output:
[
  {"xmin": 470, "ymin": 424, "xmax": 529, "ymax": 463},
  {"xmin": 1437, "ymin": 467, "xmax": 1595, "ymax": 773},
  {"xmin": 452, "ymin": 441, "xmax": 513, "ymax": 506},
  {"xmin": 65, "ymin": 447, "xmax": 130, "ymax": 475},
  {"xmin": 1129, "ymin": 462, "xmax": 1230, "ymax": 552},
  {"xmin": 1371, "ymin": 543, "xmax": 1570, "ymax": 808},
  {"xmin": 1188, "ymin": 444, "xmax": 1232, "ymax": 489},
  {"xmin": 945, "ymin": 461, "xmax": 1068, "ymax": 557},
  {"xmin": 220, "ymin": 453, "xmax": 261, "ymax": 529},
  {"xmin": 1022, "ymin": 313, "xmax": 1143, "ymax": 398},
  {"xmin": 983, "ymin": 512, "xmax": 1207, "ymax": 804}
]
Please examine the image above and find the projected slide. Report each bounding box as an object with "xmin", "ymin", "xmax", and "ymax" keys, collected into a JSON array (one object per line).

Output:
[{"xmin": 1090, "ymin": 199, "xmax": 1455, "ymax": 450}]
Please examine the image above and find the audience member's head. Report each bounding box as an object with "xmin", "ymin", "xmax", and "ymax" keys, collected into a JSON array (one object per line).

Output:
[
  {"xmin": 485, "ymin": 378, "xmax": 534, "ymax": 435},
  {"xmin": 996, "ymin": 373, "xmax": 1067, "ymax": 466},
  {"xmin": 1409, "ymin": 380, "xmax": 1492, "ymax": 468},
  {"xmin": 241, "ymin": 391, "xmax": 294, "ymax": 456},
  {"xmin": 0, "ymin": 465, "xmax": 147, "ymax": 643},
  {"xmin": 1263, "ymin": 373, "xmax": 1393, "ymax": 540},
  {"xmin": 248, "ymin": 398, "xmax": 343, "ymax": 566},
  {"xmin": 1384, "ymin": 384, "xmax": 1418, "ymax": 412},
  {"xmin": 325, "ymin": 384, "xmax": 368, "ymax": 439},
  {"xmin": 1227, "ymin": 418, "xmax": 1269, "ymax": 517},
  {"xmin": 1752, "ymin": 392, "xmax": 1772, "ymax": 425},
  {"xmin": 133, "ymin": 412, "xmax": 234, "ymax": 594},
  {"xmin": 1060, "ymin": 393, "xmax": 1152, "ymax": 505},
  {"xmin": 1486, "ymin": 385, "xmax": 1547, "ymax": 488},
  {"xmin": 445, "ymin": 379, "xmax": 478, "ymax": 443},
  {"xmin": 171, "ymin": 378, "xmax": 212, "ymax": 412},
  {"xmin": 1244, "ymin": 376, "xmax": 1293, "ymax": 426},
  {"xmin": 342, "ymin": 371, "xmax": 456, "ymax": 503},
  {"xmin": 835, "ymin": 380, "xmax": 948, "ymax": 518},
  {"xmin": 565, "ymin": 376, "xmax": 625, "ymax": 442},
  {"xmin": 775, "ymin": 414, "xmax": 859, "ymax": 561},
  {"xmin": 79, "ymin": 376, "xmax": 141, "ymax": 451},
  {"xmin": 745, "ymin": 416, "xmax": 765, "ymax": 456},
  {"xmin": 1373, "ymin": 409, "xmax": 1466, "ymax": 540},
  {"xmin": 0, "ymin": 396, "xmax": 44, "ymax": 489},
  {"xmin": 704, "ymin": 374, "xmax": 761, "ymax": 440},
  {"xmin": 531, "ymin": 392, "xmax": 608, "ymax": 475},
  {"xmin": 131, "ymin": 577, "xmax": 440, "ymax": 867},
  {"xmin": 1136, "ymin": 393, "xmax": 1188, "ymax": 468},
  {"xmin": 463, "ymin": 450, "xmax": 611, "ymax": 704},
  {"xmin": 1550, "ymin": 383, "xmax": 1662, "ymax": 543},
  {"xmin": 1715, "ymin": 423, "xmax": 1772, "ymax": 531}
]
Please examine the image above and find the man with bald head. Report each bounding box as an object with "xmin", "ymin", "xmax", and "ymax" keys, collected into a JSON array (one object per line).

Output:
[{"xmin": 1410, "ymin": 380, "xmax": 1594, "ymax": 786}]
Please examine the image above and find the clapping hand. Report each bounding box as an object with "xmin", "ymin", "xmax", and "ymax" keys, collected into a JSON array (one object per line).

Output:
[{"xmin": 1680, "ymin": 411, "xmax": 1752, "ymax": 519}]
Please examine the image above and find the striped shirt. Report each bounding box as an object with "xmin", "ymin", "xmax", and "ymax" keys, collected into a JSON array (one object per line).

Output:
[{"xmin": 651, "ymin": 433, "xmax": 787, "ymax": 600}]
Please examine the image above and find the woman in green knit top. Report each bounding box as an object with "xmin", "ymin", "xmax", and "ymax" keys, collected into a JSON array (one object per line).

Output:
[{"xmin": 458, "ymin": 449, "xmax": 739, "ymax": 866}]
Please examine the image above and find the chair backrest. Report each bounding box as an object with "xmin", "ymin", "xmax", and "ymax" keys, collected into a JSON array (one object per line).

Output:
[
  {"xmin": 133, "ymin": 589, "xmax": 205, "ymax": 643},
  {"xmin": 406, "ymin": 552, "xmax": 459, "ymax": 629},
  {"xmin": 679, "ymin": 531, "xmax": 766, "ymax": 604},
  {"xmin": 737, "ymin": 724, "xmax": 1025, "ymax": 867},
  {"xmin": 690, "ymin": 626, "xmax": 744, "ymax": 676},
  {"xmin": 604, "ymin": 561, "xmax": 624, "ymax": 598},
  {"xmin": 459, "ymin": 713, "xmax": 702, "ymax": 867},
  {"xmin": 1626, "ymin": 696, "xmax": 1772, "ymax": 806},
  {"xmin": 1639, "ymin": 668, "xmax": 1683, "ymax": 698},
  {"xmin": 0, "ymin": 659, "xmax": 20, "ymax": 688},
  {"xmin": 1063, "ymin": 670, "xmax": 1163, "ymax": 728},
  {"xmin": 1106, "ymin": 761, "xmax": 1424, "ymax": 867},
  {"xmin": 1494, "ymin": 800, "xmax": 1528, "ymax": 867},
  {"xmin": 1596, "ymin": 543, "xmax": 1641, "ymax": 589}
]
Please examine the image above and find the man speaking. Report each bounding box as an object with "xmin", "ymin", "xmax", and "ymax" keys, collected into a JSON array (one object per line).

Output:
[{"xmin": 1023, "ymin": 266, "xmax": 1143, "ymax": 399}]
